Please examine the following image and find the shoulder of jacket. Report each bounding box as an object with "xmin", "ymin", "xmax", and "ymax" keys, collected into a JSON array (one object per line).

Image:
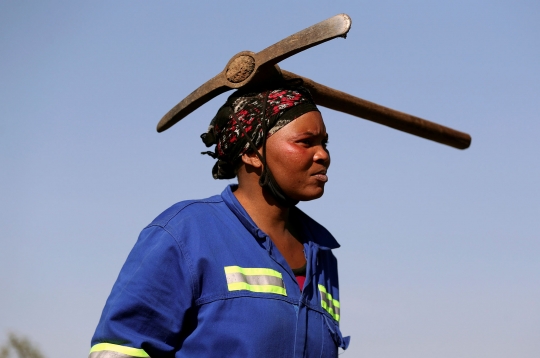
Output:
[{"xmin": 145, "ymin": 194, "xmax": 224, "ymax": 229}]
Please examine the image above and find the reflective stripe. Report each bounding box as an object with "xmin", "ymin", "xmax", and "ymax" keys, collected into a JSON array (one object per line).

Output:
[
  {"xmin": 89, "ymin": 343, "xmax": 149, "ymax": 358},
  {"xmin": 318, "ymin": 284, "xmax": 341, "ymax": 321},
  {"xmin": 226, "ymin": 271, "xmax": 284, "ymax": 286},
  {"xmin": 89, "ymin": 352, "xmax": 134, "ymax": 358},
  {"xmin": 224, "ymin": 266, "xmax": 287, "ymax": 296}
]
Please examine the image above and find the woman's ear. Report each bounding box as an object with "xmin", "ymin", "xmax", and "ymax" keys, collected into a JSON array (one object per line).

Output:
[{"xmin": 240, "ymin": 151, "xmax": 263, "ymax": 169}]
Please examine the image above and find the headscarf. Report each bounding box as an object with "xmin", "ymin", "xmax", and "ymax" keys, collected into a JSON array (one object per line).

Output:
[{"xmin": 201, "ymin": 80, "xmax": 319, "ymax": 206}]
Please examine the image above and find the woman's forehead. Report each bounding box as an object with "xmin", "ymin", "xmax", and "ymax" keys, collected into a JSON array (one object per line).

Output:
[{"xmin": 282, "ymin": 111, "xmax": 326, "ymax": 135}]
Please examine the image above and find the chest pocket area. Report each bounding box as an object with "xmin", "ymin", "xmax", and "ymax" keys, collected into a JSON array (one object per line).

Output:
[
  {"xmin": 224, "ymin": 266, "xmax": 287, "ymax": 296},
  {"xmin": 321, "ymin": 314, "xmax": 350, "ymax": 356}
]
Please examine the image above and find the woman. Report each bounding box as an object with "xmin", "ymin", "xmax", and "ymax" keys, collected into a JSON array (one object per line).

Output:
[{"xmin": 89, "ymin": 81, "xmax": 349, "ymax": 358}]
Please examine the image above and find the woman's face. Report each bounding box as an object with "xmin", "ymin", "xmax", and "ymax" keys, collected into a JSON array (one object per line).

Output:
[{"xmin": 265, "ymin": 111, "xmax": 330, "ymax": 201}]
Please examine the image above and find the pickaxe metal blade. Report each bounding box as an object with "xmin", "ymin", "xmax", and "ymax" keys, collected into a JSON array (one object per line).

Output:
[
  {"xmin": 157, "ymin": 14, "xmax": 471, "ymax": 150},
  {"xmin": 157, "ymin": 14, "xmax": 351, "ymax": 133}
]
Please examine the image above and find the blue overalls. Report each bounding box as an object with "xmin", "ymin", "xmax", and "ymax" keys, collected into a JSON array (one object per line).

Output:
[{"xmin": 90, "ymin": 185, "xmax": 349, "ymax": 357}]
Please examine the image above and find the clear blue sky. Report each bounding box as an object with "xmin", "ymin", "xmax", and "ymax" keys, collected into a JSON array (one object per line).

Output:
[{"xmin": 1, "ymin": 1, "xmax": 539, "ymax": 357}]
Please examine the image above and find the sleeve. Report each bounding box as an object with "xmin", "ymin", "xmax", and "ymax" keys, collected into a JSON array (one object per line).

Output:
[{"xmin": 89, "ymin": 225, "xmax": 195, "ymax": 358}]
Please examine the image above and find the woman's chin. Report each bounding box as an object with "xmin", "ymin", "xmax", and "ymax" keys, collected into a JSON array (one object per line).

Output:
[{"xmin": 294, "ymin": 187, "xmax": 325, "ymax": 202}]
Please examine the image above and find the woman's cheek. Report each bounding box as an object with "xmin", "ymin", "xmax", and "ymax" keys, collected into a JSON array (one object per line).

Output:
[{"xmin": 282, "ymin": 144, "xmax": 307, "ymax": 162}]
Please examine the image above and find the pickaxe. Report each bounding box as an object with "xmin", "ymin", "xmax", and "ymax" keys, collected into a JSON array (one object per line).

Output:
[{"xmin": 157, "ymin": 14, "xmax": 471, "ymax": 150}]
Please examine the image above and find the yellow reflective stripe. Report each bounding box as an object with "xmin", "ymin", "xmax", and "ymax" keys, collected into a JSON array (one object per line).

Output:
[
  {"xmin": 224, "ymin": 266, "xmax": 283, "ymax": 278},
  {"xmin": 318, "ymin": 284, "xmax": 341, "ymax": 307},
  {"xmin": 326, "ymin": 291, "xmax": 340, "ymax": 308},
  {"xmin": 224, "ymin": 266, "xmax": 287, "ymax": 296},
  {"xmin": 318, "ymin": 284, "xmax": 341, "ymax": 321},
  {"xmin": 227, "ymin": 281, "xmax": 287, "ymax": 295},
  {"xmin": 321, "ymin": 300, "xmax": 341, "ymax": 321},
  {"xmin": 89, "ymin": 343, "xmax": 149, "ymax": 357}
]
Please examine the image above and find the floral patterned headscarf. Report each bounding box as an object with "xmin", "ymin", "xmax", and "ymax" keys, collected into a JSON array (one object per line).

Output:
[{"xmin": 201, "ymin": 82, "xmax": 319, "ymax": 180}]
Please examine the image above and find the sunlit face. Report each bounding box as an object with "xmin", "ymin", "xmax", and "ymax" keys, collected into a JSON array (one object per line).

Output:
[{"xmin": 265, "ymin": 111, "xmax": 330, "ymax": 201}]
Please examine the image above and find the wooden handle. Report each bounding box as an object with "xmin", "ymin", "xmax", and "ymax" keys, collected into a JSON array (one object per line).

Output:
[{"xmin": 282, "ymin": 69, "xmax": 471, "ymax": 149}]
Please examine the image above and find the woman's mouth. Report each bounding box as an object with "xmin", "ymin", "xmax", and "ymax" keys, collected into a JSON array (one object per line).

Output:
[{"xmin": 312, "ymin": 170, "xmax": 328, "ymax": 182}]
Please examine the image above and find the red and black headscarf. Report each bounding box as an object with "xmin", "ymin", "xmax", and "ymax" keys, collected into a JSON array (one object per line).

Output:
[{"xmin": 201, "ymin": 80, "xmax": 319, "ymax": 206}]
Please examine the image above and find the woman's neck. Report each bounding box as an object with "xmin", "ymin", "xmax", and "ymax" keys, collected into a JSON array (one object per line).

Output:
[
  {"xmin": 233, "ymin": 183, "xmax": 306, "ymax": 269},
  {"xmin": 234, "ymin": 182, "xmax": 290, "ymax": 234}
]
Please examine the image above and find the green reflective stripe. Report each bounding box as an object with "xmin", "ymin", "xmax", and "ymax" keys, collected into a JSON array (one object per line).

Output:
[
  {"xmin": 318, "ymin": 284, "xmax": 341, "ymax": 321},
  {"xmin": 89, "ymin": 343, "xmax": 149, "ymax": 357},
  {"xmin": 224, "ymin": 266, "xmax": 287, "ymax": 296},
  {"xmin": 227, "ymin": 281, "xmax": 287, "ymax": 295},
  {"xmin": 224, "ymin": 266, "xmax": 283, "ymax": 278}
]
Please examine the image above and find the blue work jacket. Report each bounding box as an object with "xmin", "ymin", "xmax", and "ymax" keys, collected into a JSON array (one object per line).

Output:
[{"xmin": 90, "ymin": 185, "xmax": 349, "ymax": 358}]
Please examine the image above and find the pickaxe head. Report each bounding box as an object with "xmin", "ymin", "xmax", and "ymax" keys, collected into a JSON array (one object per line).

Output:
[{"xmin": 157, "ymin": 14, "xmax": 471, "ymax": 150}]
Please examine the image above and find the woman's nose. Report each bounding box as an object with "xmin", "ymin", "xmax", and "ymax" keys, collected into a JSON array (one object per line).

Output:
[{"xmin": 314, "ymin": 145, "xmax": 330, "ymax": 165}]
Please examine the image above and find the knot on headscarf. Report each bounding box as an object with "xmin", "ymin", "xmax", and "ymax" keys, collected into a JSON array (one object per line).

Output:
[{"xmin": 201, "ymin": 81, "xmax": 319, "ymax": 180}]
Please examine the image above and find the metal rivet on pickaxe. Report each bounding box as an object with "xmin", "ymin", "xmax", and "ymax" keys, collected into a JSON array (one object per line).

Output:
[{"xmin": 157, "ymin": 14, "xmax": 471, "ymax": 150}]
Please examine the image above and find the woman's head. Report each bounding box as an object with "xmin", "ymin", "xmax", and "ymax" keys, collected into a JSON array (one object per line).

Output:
[
  {"xmin": 257, "ymin": 110, "xmax": 330, "ymax": 201},
  {"xmin": 201, "ymin": 81, "xmax": 329, "ymax": 205}
]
